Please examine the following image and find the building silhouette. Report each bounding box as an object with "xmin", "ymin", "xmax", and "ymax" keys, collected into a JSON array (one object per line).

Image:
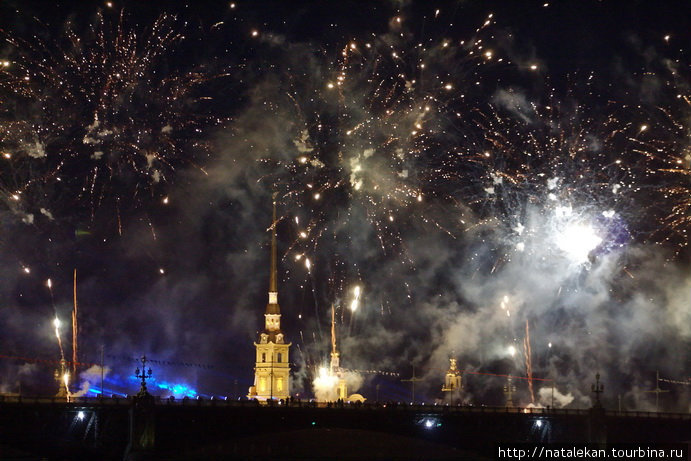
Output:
[{"xmin": 247, "ymin": 197, "xmax": 291, "ymax": 401}]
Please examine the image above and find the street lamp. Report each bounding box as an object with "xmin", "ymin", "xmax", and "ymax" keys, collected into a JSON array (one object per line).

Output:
[{"xmin": 135, "ymin": 355, "xmax": 153, "ymax": 397}]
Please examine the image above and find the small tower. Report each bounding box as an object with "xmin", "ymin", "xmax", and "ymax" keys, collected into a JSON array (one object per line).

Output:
[
  {"xmin": 330, "ymin": 304, "xmax": 348, "ymax": 401},
  {"xmin": 441, "ymin": 357, "xmax": 462, "ymax": 403},
  {"xmin": 504, "ymin": 376, "xmax": 516, "ymax": 408},
  {"xmin": 54, "ymin": 358, "xmax": 69, "ymax": 400},
  {"xmin": 248, "ymin": 195, "xmax": 291, "ymax": 401}
]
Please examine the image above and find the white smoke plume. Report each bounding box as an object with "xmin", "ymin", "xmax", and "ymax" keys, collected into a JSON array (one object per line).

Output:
[{"xmin": 71, "ymin": 365, "xmax": 111, "ymax": 398}]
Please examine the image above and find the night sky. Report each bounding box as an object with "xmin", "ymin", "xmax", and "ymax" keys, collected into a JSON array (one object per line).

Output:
[{"xmin": 0, "ymin": 1, "xmax": 690, "ymax": 410}]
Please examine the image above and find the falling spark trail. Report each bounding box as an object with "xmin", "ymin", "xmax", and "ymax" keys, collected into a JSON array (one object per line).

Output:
[
  {"xmin": 148, "ymin": 218, "xmax": 157, "ymax": 241},
  {"xmin": 116, "ymin": 199, "xmax": 122, "ymax": 236},
  {"xmin": 53, "ymin": 317, "xmax": 65, "ymax": 362},
  {"xmin": 72, "ymin": 269, "xmax": 78, "ymax": 377},
  {"xmin": 524, "ymin": 320, "xmax": 535, "ymax": 404},
  {"xmin": 304, "ymin": 256, "xmax": 322, "ymax": 338},
  {"xmin": 47, "ymin": 279, "xmax": 66, "ymax": 361},
  {"xmin": 348, "ymin": 284, "xmax": 362, "ymax": 336}
]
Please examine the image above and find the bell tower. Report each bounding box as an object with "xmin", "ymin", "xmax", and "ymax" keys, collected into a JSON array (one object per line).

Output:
[
  {"xmin": 248, "ymin": 194, "xmax": 291, "ymax": 401},
  {"xmin": 330, "ymin": 304, "xmax": 348, "ymax": 401},
  {"xmin": 441, "ymin": 357, "xmax": 462, "ymax": 403}
]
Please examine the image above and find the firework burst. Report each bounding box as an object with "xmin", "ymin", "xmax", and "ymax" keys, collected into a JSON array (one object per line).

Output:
[
  {"xmin": 471, "ymin": 93, "xmax": 635, "ymax": 267},
  {"xmin": 251, "ymin": 12, "xmax": 508, "ymax": 307},
  {"xmin": 0, "ymin": 10, "xmax": 224, "ymax": 224},
  {"xmin": 629, "ymin": 101, "xmax": 691, "ymax": 250}
]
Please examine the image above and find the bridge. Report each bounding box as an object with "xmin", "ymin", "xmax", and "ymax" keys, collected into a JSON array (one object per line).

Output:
[{"xmin": 0, "ymin": 395, "xmax": 689, "ymax": 460}]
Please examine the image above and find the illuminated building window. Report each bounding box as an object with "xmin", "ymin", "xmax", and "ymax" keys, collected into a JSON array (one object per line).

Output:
[
  {"xmin": 261, "ymin": 353, "xmax": 266, "ymax": 363},
  {"xmin": 277, "ymin": 378, "xmax": 283, "ymax": 392},
  {"xmin": 260, "ymin": 377, "xmax": 266, "ymax": 392},
  {"xmin": 277, "ymin": 353, "xmax": 282, "ymax": 363}
]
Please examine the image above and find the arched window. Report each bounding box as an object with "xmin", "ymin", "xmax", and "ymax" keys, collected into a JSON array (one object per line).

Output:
[
  {"xmin": 261, "ymin": 352, "xmax": 266, "ymax": 363},
  {"xmin": 277, "ymin": 353, "xmax": 282, "ymax": 363}
]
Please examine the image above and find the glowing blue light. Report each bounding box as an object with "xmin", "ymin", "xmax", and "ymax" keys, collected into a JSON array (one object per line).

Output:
[
  {"xmin": 85, "ymin": 387, "xmax": 127, "ymax": 397},
  {"xmin": 82, "ymin": 366, "xmax": 200, "ymax": 398},
  {"xmin": 420, "ymin": 417, "xmax": 441, "ymax": 430},
  {"xmin": 153, "ymin": 379, "xmax": 198, "ymax": 398}
]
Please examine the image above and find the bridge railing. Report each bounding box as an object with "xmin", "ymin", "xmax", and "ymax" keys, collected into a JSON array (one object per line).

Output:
[
  {"xmin": 0, "ymin": 395, "xmax": 133, "ymax": 406},
  {"xmin": 1, "ymin": 395, "xmax": 689, "ymax": 420}
]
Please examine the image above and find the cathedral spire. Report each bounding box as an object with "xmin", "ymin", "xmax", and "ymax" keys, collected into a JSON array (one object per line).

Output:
[
  {"xmin": 330, "ymin": 303, "xmax": 340, "ymax": 374},
  {"xmin": 266, "ymin": 193, "xmax": 280, "ymax": 313},
  {"xmin": 331, "ymin": 303, "xmax": 336, "ymax": 355},
  {"xmin": 269, "ymin": 192, "xmax": 278, "ymax": 295}
]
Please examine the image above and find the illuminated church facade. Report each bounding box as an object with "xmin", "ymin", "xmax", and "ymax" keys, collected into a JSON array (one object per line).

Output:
[{"xmin": 247, "ymin": 198, "xmax": 291, "ymax": 401}]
